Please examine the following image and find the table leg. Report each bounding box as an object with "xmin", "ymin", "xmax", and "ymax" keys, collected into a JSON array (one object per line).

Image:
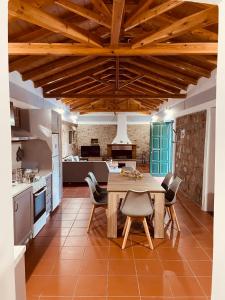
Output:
[
  {"xmin": 107, "ymin": 192, "xmax": 119, "ymax": 238},
  {"xmin": 154, "ymin": 192, "xmax": 165, "ymax": 238}
]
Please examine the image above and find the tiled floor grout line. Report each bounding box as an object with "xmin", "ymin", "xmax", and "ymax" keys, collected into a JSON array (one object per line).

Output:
[{"xmin": 131, "ymin": 235, "xmax": 141, "ymax": 300}]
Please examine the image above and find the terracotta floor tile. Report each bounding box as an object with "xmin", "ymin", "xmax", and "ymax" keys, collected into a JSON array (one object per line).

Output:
[
  {"xmin": 135, "ymin": 259, "xmax": 163, "ymax": 276},
  {"xmin": 51, "ymin": 259, "xmax": 82, "ymax": 275},
  {"xmin": 108, "ymin": 275, "xmax": 139, "ymax": 296},
  {"xmin": 26, "ymin": 186, "xmax": 213, "ymax": 299},
  {"xmin": 188, "ymin": 260, "xmax": 212, "ymax": 276},
  {"xmin": 84, "ymin": 246, "xmax": 109, "ymax": 259},
  {"xmin": 161, "ymin": 260, "xmax": 193, "ymax": 276},
  {"xmin": 180, "ymin": 247, "xmax": 210, "ymax": 261},
  {"xmin": 68, "ymin": 228, "xmax": 87, "ymax": 236},
  {"xmin": 40, "ymin": 297, "xmax": 73, "ymax": 300},
  {"xmin": 60, "ymin": 247, "xmax": 85, "ymax": 259},
  {"xmin": 109, "ymin": 259, "xmax": 136, "ymax": 275},
  {"xmin": 51, "ymin": 220, "xmax": 74, "ymax": 228},
  {"xmin": 157, "ymin": 247, "xmax": 186, "ymax": 260},
  {"xmin": 197, "ymin": 276, "xmax": 212, "ymax": 296},
  {"xmin": 64, "ymin": 236, "xmax": 90, "ymax": 247},
  {"xmin": 138, "ymin": 275, "xmax": 172, "ymax": 296},
  {"xmin": 168, "ymin": 275, "xmax": 205, "ymax": 297},
  {"xmin": 133, "ymin": 245, "xmax": 159, "ymax": 260},
  {"xmin": 53, "ymin": 213, "xmax": 77, "ymax": 221},
  {"xmin": 109, "ymin": 246, "xmax": 133, "ymax": 260},
  {"xmin": 26, "ymin": 276, "xmax": 47, "ymax": 297},
  {"xmin": 74, "ymin": 275, "xmax": 107, "ymax": 296},
  {"xmin": 32, "ymin": 259, "xmax": 55, "ymax": 276},
  {"xmin": 80, "ymin": 259, "xmax": 108, "ymax": 275},
  {"xmin": 41, "ymin": 275, "xmax": 77, "ymax": 296}
]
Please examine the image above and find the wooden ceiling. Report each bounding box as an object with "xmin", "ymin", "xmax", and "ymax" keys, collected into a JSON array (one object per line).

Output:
[{"xmin": 8, "ymin": 0, "xmax": 218, "ymax": 114}]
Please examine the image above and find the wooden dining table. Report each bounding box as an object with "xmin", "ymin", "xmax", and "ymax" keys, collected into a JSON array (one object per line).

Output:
[{"xmin": 107, "ymin": 172, "xmax": 166, "ymax": 239}]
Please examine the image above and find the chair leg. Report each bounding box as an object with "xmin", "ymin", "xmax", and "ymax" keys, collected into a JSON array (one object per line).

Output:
[
  {"xmin": 166, "ymin": 207, "xmax": 171, "ymax": 219},
  {"xmin": 87, "ymin": 204, "xmax": 95, "ymax": 233},
  {"xmin": 122, "ymin": 216, "xmax": 128, "ymax": 237},
  {"xmin": 143, "ymin": 217, "xmax": 154, "ymax": 250},
  {"xmin": 170, "ymin": 205, "xmax": 181, "ymax": 232},
  {"xmin": 122, "ymin": 216, "xmax": 132, "ymax": 250}
]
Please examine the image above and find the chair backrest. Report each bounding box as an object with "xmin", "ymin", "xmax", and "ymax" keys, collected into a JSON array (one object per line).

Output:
[
  {"xmin": 165, "ymin": 176, "xmax": 182, "ymax": 204},
  {"xmin": 84, "ymin": 176, "xmax": 99, "ymax": 205},
  {"xmin": 88, "ymin": 171, "xmax": 98, "ymax": 187},
  {"xmin": 161, "ymin": 172, "xmax": 173, "ymax": 191},
  {"xmin": 120, "ymin": 190, "xmax": 153, "ymax": 216}
]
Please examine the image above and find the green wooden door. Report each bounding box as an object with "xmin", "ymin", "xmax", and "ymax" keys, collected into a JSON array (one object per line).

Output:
[{"xmin": 150, "ymin": 122, "xmax": 173, "ymax": 177}]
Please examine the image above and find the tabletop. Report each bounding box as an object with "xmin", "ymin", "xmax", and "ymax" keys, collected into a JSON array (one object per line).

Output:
[{"xmin": 107, "ymin": 173, "xmax": 165, "ymax": 193}]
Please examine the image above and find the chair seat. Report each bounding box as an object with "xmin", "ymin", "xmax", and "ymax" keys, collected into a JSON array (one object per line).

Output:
[{"xmin": 121, "ymin": 205, "xmax": 152, "ymax": 217}]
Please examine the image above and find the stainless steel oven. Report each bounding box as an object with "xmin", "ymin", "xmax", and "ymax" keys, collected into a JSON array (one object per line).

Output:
[{"xmin": 33, "ymin": 187, "xmax": 47, "ymax": 223}]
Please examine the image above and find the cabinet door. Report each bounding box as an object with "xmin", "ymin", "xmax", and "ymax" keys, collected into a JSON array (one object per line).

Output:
[
  {"xmin": 14, "ymin": 188, "xmax": 32, "ymax": 245},
  {"xmin": 46, "ymin": 174, "xmax": 52, "ymax": 214}
]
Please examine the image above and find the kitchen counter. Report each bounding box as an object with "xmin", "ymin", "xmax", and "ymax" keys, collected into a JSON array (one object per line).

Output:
[
  {"xmin": 12, "ymin": 183, "xmax": 32, "ymax": 198},
  {"xmin": 38, "ymin": 169, "xmax": 52, "ymax": 177}
]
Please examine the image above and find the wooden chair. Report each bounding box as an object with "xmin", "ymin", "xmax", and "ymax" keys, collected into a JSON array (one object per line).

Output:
[
  {"xmin": 88, "ymin": 171, "xmax": 107, "ymax": 194},
  {"xmin": 84, "ymin": 177, "xmax": 108, "ymax": 233},
  {"xmin": 161, "ymin": 172, "xmax": 173, "ymax": 191},
  {"xmin": 120, "ymin": 190, "xmax": 154, "ymax": 250}
]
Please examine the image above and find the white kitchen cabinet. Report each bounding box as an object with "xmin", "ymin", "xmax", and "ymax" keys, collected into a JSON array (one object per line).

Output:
[
  {"xmin": 52, "ymin": 110, "xmax": 61, "ymax": 133},
  {"xmin": 13, "ymin": 187, "xmax": 33, "ymax": 245}
]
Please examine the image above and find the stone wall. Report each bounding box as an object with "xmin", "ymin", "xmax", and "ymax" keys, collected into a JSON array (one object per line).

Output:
[
  {"xmin": 175, "ymin": 110, "xmax": 206, "ymax": 206},
  {"xmin": 77, "ymin": 124, "xmax": 150, "ymax": 162}
]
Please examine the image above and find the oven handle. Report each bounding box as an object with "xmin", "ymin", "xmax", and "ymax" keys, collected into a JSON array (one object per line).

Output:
[{"xmin": 34, "ymin": 187, "xmax": 47, "ymax": 197}]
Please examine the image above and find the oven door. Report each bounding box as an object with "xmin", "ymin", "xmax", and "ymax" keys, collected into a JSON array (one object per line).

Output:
[{"xmin": 33, "ymin": 187, "xmax": 47, "ymax": 223}]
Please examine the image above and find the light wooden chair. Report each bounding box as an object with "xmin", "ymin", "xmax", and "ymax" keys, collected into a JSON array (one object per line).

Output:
[
  {"xmin": 120, "ymin": 190, "xmax": 154, "ymax": 250},
  {"xmin": 165, "ymin": 176, "xmax": 182, "ymax": 231},
  {"xmin": 85, "ymin": 177, "xmax": 108, "ymax": 233}
]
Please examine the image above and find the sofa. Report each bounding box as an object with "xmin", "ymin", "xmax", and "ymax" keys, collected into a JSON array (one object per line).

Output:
[{"xmin": 63, "ymin": 157, "xmax": 109, "ymax": 183}]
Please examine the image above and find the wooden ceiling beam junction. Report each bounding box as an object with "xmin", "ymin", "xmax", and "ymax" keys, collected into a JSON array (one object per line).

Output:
[{"xmin": 111, "ymin": 0, "xmax": 125, "ymax": 47}]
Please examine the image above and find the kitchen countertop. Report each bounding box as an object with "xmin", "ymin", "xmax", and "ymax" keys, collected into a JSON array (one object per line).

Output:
[
  {"xmin": 12, "ymin": 183, "xmax": 32, "ymax": 198},
  {"xmin": 12, "ymin": 169, "xmax": 52, "ymax": 198}
]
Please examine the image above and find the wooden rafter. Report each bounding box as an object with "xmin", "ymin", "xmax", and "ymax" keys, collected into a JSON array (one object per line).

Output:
[
  {"xmin": 90, "ymin": 0, "xmax": 111, "ymax": 18},
  {"xmin": 119, "ymin": 75, "xmax": 143, "ymax": 90},
  {"xmin": 125, "ymin": 0, "xmax": 182, "ymax": 32},
  {"xmin": 8, "ymin": 0, "xmax": 102, "ymax": 47},
  {"xmin": 55, "ymin": 0, "xmax": 111, "ymax": 29},
  {"xmin": 44, "ymin": 93, "xmax": 186, "ymax": 99},
  {"xmin": 111, "ymin": 0, "xmax": 125, "ymax": 47},
  {"xmin": 8, "ymin": 43, "xmax": 218, "ymax": 56},
  {"xmin": 132, "ymin": 6, "xmax": 218, "ymax": 48},
  {"xmin": 125, "ymin": 0, "xmax": 153, "ymax": 28}
]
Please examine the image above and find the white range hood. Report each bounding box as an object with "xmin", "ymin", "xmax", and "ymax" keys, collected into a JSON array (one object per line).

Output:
[{"xmin": 112, "ymin": 113, "xmax": 131, "ymax": 144}]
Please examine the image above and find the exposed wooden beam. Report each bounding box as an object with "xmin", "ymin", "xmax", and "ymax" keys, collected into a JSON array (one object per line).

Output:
[
  {"xmin": 43, "ymin": 64, "xmax": 113, "ymax": 92},
  {"xmin": 132, "ymin": 6, "xmax": 218, "ymax": 48},
  {"xmin": 116, "ymin": 57, "xmax": 119, "ymax": 90},
  {"xmin": 90, "ymin": 0, "xmax": 111, "ymax": 18},
  {"xmin": 44, "ymin": 93, "xmax": 186, "ymax": 99},
  {"xmin": 22, "ymin": 56, "xmax": 95, "ymax": 81},
  {"xmin": 35, "ymin": 58, "xmax": 112, "ymax": 87},
  {"xmin": 89, "ymin": 75, "xmax": 112, "ymax": 87},
  {"xmin": 125, "ymin": 0, "xmax": 153, "ymax": 28},
  {"xmin": 123, "ymin": 58, "xmax": 197, "ymax": 85},
  {"xmin": 111, "ymin": 0, "xmax": 125, "ymax": 47},
  {"xmin": 119, "ymin": 75, "xmax": 143, "ymax": 90},
  {"xmin": 8, "ymin": 0, "xmax": 102, "ymax": 47},
  {"xmin": 121, "ymin": 62, "xmax": 186, "ymax": 91},
  {"xmin": 9, "ymin": 43, "xmax": 218, "ymax": 56},
  {"xmin": 125, "ymin": 0, "xmax": 182, "ymax": 31},
  {"xmin": 55, "ymin": 0, "xmax": 111, "ymax": 29}
]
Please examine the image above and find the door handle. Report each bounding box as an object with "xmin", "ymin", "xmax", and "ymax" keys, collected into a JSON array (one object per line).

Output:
[{"xmin": 14, "ymin": 202, "xmax": 18, "ymax": 212}]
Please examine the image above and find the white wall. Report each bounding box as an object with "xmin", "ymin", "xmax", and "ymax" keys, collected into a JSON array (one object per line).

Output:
[
  {"xmin": 0, "ymin": 0, "xmax": 16, "ymax": 299},
  {"xmin": 211, "ymin": 1, "xmax": 225, "ymax": 299}
]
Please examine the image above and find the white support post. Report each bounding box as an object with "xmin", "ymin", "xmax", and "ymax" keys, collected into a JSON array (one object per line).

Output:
[{"xmin": 0, "ymin": 1, "xmax": 16, "ymax": 300}]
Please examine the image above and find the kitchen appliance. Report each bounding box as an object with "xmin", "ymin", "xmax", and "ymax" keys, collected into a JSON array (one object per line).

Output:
[
  {"xmin": 52, "ymin": 133, "xmax": 61, "ymax": 211},
  {"xmin": 32, "ymin": 177, "xmax": 47, "ymax": 237}
]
